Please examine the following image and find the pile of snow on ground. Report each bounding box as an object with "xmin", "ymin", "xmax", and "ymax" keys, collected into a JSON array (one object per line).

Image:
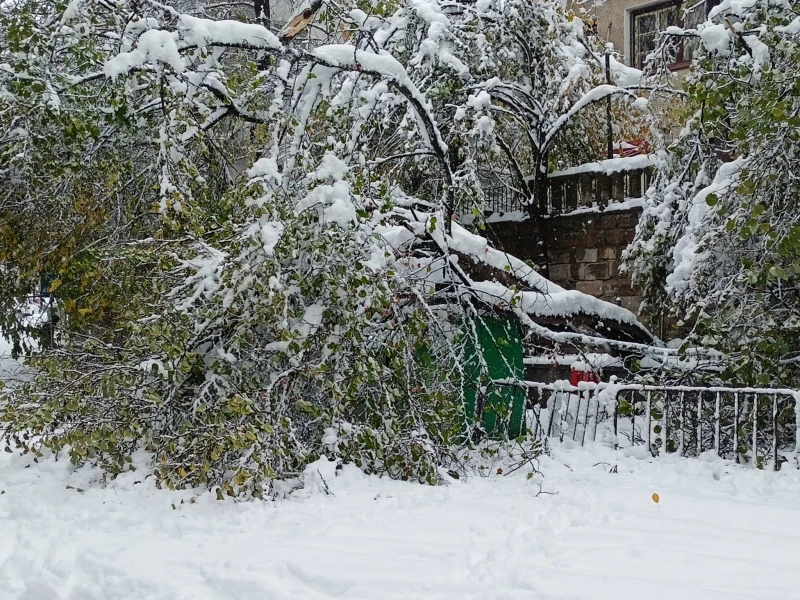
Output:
[{"xmin": 2, "ymin": 443, "xmax": 800, "ymax": 599}]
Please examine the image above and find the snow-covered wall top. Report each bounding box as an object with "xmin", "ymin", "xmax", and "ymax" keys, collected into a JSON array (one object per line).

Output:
[{"xmin": 546, "ymin": 154, "xmax": 659, "ymax": 179}]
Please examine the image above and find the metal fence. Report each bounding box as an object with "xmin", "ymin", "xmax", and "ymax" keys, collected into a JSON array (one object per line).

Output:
[
  {"xmin": 479, "ymin": 168, "xmax": 653, "ymax": 216},
  {"xmin": 482, "ymin": 186, "xmax": 527, "ymax": 214},
  {"xmin": 543, "ymin": 167, "xmax": 653, "ymax": 214},
  {"xmin": 499, "ymin": 380, "xmax": 800, "ymax": 470}
]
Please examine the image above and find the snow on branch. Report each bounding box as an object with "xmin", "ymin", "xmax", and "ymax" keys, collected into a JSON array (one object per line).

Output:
[
  {"xmin": 310, "ymin": 44, "xmax": 455, "ymax": 216},
  {"xmin": 776, "ymin": 17, "xmax": 800, "ymax": 35},
  {"xmin": 104, "ymin": 16, "xmax": 282, "ymax": 78},
  {"xmin": 177, "ymin": 15, "xmax": 282, "ymax": 49},
  {"xmin": 542, "ymin": 84, "xmax": 637, "ymax": 151},
  {"xmin": 607, "ymin": 55, "xmax": 643, "ymax": 88},
  {"xmin": 438, "ymin": 220, "xmax": 656, "ymax": 344},
  {"xmin": 666, "ymin": 157, "xmax": 747, "ymax": 296},
  {"xmin": 311, "ymin": 45, "xmax": 448, "ymax": 156},
  {"xmin": 104, "ymin": 29, "xmax": 185, "ymax": 79}
]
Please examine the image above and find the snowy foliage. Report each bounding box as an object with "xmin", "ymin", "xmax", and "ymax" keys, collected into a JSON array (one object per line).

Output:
[
  {"xmin": 0, "ymin": 0, "xmax": 647, "ymax": 496},
  {"xmin": 626, "ymin": 0, "xmax": 800, "ymax": 386}
]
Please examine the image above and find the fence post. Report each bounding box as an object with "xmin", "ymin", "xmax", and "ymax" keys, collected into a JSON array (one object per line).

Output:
[
  {"xmin": 714, "ymin": 391, "xmax": 721, "ymax": 456},
  {"xmin": 661, "ymin": 392, "xmax": 668, "ymax": 456},
  {"xmin": 559, "ymin": 392, "xmax": 571, "ymax": 443},
  {"xmin": 573, "ymin": 392, "xmax": 584, "ymax": 442},
  {"xmin": 593, "ymin": 388, "xmax": 602, "ymax": 443},
  {"xmin": 697, "ymin": 392, "xmax": 703, "ymax": 455},
  {"xmin": 581, "ymin": 389, "xmax": 592, "ymax": 446},
  {"xmin": 773, "ymin": 395, "xmax": 779, "ymax": 471},
  {"xmin": 795, "ymin": 394, "xmax": 800, "ymax": 455},
  {"xmin": 532, "ymin": 387, "xmax": 546, "ymax": 440},
  {"xmin": 734, "ymin": 392, "xmax": 739, "ymax": 463},
  {"xmin": 646, "ymin": 390, "xmax": 652, "ymax": 451},
  {"xmin": 678, "ymin": 391, "xmax": 685, "ymax": 456},
  {"xmin": 752, "ymin": 394, "xmax": 759, "ymax": 466}
]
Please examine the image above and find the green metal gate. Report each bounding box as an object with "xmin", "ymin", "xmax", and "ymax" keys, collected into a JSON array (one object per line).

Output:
[{"xmin": 463, "ymin": 315, "xmax": 525, "ymax": 439}]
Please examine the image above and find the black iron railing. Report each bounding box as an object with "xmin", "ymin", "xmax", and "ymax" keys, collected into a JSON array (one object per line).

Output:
[
  {"xmin": 480, "ymin": 167, "xmax": 654, "ymax": 216},
  {"xmin": 481, "ymin": 186, "xmax": 527, "ymax": 214},
  {"xmin": 544, "ymin": 167, "xmax": 653, "ymax": 214},
  {"xmin": 493, "ymin": 379, "xmax": 799, "ymax": 469}
]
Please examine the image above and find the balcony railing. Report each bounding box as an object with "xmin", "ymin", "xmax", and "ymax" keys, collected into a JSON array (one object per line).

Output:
[
  {"xmin": 480, "ymin": 158, "xmax": 655, "ymax": 216},
  {"xmin": 480, "ymin": 186, "xmax": 528, "ymax": 214},
  {"xmin": 544, "ymin": 167, "xmax": 653, "ymax": 214}
]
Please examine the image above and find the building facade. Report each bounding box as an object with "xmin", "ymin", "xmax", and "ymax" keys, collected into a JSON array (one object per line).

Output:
[{"xmin": 578, "ymin": 0, "xmax": 717, "ymax": 70}]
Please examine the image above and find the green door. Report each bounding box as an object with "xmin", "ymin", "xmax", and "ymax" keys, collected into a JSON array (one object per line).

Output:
[{"xmin": 463, "ymin": 315, "xmax": 525, "ymax": 439}]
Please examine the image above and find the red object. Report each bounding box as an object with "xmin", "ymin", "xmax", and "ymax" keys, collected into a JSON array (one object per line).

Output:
[
  {"xmin": 571, "ymin": 369, "xmax": 599, "ymax": 386},
  {"xmin": 613, "ymin": 138, "xmax": 651, "ymax": 158}
]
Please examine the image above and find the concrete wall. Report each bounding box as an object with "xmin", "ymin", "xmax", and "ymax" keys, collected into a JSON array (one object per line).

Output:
[{"xmin": 577, "ymin": 0, "xmax": 641, "ymax": 61}]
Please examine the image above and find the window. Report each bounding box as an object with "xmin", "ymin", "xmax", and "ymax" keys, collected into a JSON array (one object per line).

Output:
[
  {"xmin": 631, "ymin": 1, "xmax": 680, "ymax": 69},
  {"xmin": 629, "ymin": 1, "xmax": 719, "ymax": 69},
  {"xmin": 683, "ymin": 0, "xmax": 719, "ymax": 62}
]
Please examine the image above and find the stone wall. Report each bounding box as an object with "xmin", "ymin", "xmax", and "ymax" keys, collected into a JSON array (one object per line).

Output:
[
  {"xmin": 485, "ymin": 207, "xmax": 643, "ymax": 315},
  {"xmin": 482, "ymin": 206, "xmax": 688, "ymax": 340},
  {"xmin": 547, "ymin": 209, "xmax": 642, "ymax": 313}
]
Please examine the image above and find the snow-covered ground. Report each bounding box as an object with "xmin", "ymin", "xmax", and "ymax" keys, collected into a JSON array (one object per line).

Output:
[
  {"xmin": 2, "ymin": 442, "xmax": 800, "ymax": 600},
  {"xmin": 0, "ymin": 335, "xmax": 30, "ymax": 388},
  {"xmin": 0, "ymin": 299, "xmax": 46, "ymax": 387}
]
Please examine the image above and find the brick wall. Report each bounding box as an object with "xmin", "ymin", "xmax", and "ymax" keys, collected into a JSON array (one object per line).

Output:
[
  {"xmin": 482, "ymin": 206, "xmax": 690, "ymax": 341},
  {"xmin": 485, "ymin": 207, "xmax": 642, "ymax": 314}
]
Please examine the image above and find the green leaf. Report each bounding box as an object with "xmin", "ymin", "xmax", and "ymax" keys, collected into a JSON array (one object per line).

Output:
[
  {"xmin": 616, "ymin": 400, "xmax": 632, "ymax": 417},
  {"xmin": 769, "ymin": 265, "xmax": 787, "ymax": 280}
]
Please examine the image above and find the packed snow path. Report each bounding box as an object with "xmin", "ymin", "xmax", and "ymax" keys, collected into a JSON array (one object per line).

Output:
[{"xmin": 2, "ymin": 445, "xmax": 800, "ymax": 600}]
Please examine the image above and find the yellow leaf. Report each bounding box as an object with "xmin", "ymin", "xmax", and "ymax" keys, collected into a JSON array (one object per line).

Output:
[
  {"xmin": 78, "ymin": 307, "xmax": 92, "ymax": 316},
  {"xmin": 48, "ymin": 278, "xmax": 62, "ymax": 292},
  {"xmin": 652, "ymin": 493, "xmax": 660, "ymax": 504},
  {"xmin": 178, "ymin": 467, "xmax": 188, "ymax": 478}
]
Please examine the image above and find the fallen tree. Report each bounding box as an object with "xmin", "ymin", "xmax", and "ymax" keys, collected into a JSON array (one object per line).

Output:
[{"xmin": 1, "ymin": 0, "xmax": 655, "ymax": 496}]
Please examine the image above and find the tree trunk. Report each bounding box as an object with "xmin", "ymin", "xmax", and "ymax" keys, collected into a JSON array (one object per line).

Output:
[
  {"xmin": 525, "ymin": 156, "xmax": 550, "ymax": 280},
  {"xmin": 253, "ymin": 0, "xmax": 270, "ymax": 27}
]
